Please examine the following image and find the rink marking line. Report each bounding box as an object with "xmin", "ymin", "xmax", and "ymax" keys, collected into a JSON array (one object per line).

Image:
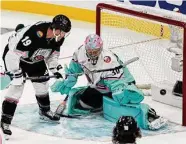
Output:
[{"xmin": 1, "ymin": 1, "xmax": 95, "ymax": 23}]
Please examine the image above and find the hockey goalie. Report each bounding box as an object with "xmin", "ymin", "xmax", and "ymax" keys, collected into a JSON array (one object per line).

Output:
[{"xmin": 51, "ymin": 34, "xmax": 167, "ymax": 130}]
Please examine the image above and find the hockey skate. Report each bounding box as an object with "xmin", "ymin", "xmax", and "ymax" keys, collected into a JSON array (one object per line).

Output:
[
  {"xmin": 148, "ymin": 116, "xmax": 168, "ymax": 130},
  {"xmin": 39, "ymin": 110, "xmax": 60, "ymax": 123},
  {"xmin": 148, "ymin": 108, "xmax": 167, "ymax": 130},
  {"xmin": 1, "ymin": 122, "xmax": 12, "ymax": 140}
]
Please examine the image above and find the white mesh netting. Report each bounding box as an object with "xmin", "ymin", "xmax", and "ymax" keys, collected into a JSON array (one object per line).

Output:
[{"xmin": 99, "ymin": 3, "xmax": 185, "ymax": 87}]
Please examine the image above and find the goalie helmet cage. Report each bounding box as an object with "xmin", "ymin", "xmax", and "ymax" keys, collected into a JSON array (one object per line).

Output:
[{"xmin": 96, "ymin": 3, "xmax": 186, "ymax": 126}]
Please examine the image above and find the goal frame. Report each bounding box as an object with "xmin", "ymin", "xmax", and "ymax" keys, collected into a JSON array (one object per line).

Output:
[{"xmin": 96, "ymin": 3, "xmax": 186, "ymax": 126}]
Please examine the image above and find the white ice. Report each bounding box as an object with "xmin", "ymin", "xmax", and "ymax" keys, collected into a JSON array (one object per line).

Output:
[{"xmin": 0, "ymin": 10, "xmax": 186, "ymax": 144}]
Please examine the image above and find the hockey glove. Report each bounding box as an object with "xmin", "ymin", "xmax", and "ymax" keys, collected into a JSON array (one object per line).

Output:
[
  {"xmin": 9, "ymin": 69, "xmax": 24, "ymax": 85},
  {"xmin": 53, "ymin": 72, "xmax": 63, "ymax": 79},
  {"xmin": 51, "ymin": 65, "xmax": 77, "ymax": 95},
  {"xmin": 51, "ymin": 75, "xmax": 77, "ymax": 95},
  {"xmin": 50, "ymin": 65, "xmax": 64, "ymax": 79}
]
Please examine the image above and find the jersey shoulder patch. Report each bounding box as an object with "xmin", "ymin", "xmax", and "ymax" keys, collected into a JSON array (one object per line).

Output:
[
  {"xmin": 104, "ymin": 56, "xmax": 111, "ymax": 63},
  {"xmin": 36, "ymin": 31, "xmax": 43, "ymax": 38},
  {"xmin": 102, "ymin": 49, "xmax": 115, "ymax": 63}
]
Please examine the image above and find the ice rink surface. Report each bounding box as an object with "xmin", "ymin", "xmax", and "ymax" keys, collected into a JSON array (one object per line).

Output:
[{"xmin": 0, "ymin": 10, "xmax": 186, "ymax": 144}]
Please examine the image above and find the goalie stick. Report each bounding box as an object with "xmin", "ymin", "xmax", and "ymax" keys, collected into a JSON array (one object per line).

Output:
[
  {"xmin": 91, "ymin": 57, "xmax": 139, "ymax": 73},
  {"xmin": 64, "ymin": 57, "xmax": 139, "ymax": 76},
  {"xmin": 55, "ymin": 95, "xmax": 82, "ymax": 119}
]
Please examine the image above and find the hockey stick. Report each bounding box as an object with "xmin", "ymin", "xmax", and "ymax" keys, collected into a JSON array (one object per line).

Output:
[
  {"xmin": 55, "ymin": 95, "xmax": 82, "ymax": 119},
  {"xmin": 91, "ymin": 57, "xmax": 139, "ymax": 73},
  {"xmin": 1, "ymin": 57, "xmax": 139, "ymax": 91},
  {"xmin": 0, "ymin": 75, "xmax": 58, "ymax": 90},
  {"xmin": 26, "ymin": 75, "xmax": 57, "ymax": 80}
]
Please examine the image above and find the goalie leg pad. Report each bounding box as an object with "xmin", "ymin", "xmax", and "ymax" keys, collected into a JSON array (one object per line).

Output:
[
  {"xmin": 113, "ymin": 84, "xmax": 144, "ymax": 105},
  {"xmin": 67, "ymin": 87, "xmax": 91, "ymax": 115},
  {"xmin": 103, "ymin": 96, "xmax": 150, "ymax": 129}
]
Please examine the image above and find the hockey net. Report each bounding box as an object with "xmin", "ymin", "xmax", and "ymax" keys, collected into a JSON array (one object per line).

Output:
[{"xmin": 96, "ymin": 3, "xmax": 186, "ymax": 126}]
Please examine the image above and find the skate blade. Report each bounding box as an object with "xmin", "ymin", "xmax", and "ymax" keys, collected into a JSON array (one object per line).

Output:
[
  {"xmin": 39, "ymin": 116, "xmax": 60, "ymax": 124},
  {"xmin": 5, "ymin": 134, "xmax": 10, "ymax": 140}
]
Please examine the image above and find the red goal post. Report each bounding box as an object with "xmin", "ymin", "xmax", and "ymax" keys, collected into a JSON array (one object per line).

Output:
[{"xmin": 96, "ymin": 3, "xmax": 186, "ymax": 126}]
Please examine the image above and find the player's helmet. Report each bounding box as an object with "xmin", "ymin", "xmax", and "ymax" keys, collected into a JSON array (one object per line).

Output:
[
  {"xmin": 84, "ymin": 34, "xmax": 103, "ymax": 60},
  {"xmin": 112, "ymin": 116, "xmax": 141, "ymax": 144},
  {"xmin": 51, "ymin": 14, "xmax": 71, "ymax": 32},
  {"xmin": 15, "ymin": 24, "xmax": 25, "ymax": 32}
]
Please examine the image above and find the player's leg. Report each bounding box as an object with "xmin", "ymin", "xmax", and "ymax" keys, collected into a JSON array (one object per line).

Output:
[
  {"xmin": 1, "ymin": 85, "xmax": 24, "ymax": 136},
  {"xmin": 24, "ymin": 60, "xmax": 60, "ymax": 121},
  {"xmin": 1, "ymin": 50, "xmax": 25, "ymax": 136}
]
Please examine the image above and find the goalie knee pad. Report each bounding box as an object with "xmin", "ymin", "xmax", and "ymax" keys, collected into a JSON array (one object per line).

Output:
[{"xmin": 103, "ymin": 97, "xmax": 150, "ymax": 129}]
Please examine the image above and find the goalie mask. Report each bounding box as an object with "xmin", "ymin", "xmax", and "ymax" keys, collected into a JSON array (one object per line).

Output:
[
  {"xmin": 51, "ymin": 14, "xmax": 71, "ymax": 41},
  {"xmin": 112, "ymin": 116, "xmax": 142, "ymax": 144},
  {"xmin": 84, "ymin": 34, "xmax": 103, "ymax": 65}
]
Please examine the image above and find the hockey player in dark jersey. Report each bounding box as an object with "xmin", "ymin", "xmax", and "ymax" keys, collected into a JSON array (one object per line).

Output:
[
  {"xmin": 112, "ymin": 116, "xmax": 142, "ymax": 144},
  {"xmin": 1, "ymin": 14, "xmax": 71, "ymax": 136}
]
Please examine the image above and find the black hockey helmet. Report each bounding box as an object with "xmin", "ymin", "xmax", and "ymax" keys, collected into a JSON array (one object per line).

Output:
[
  {"xmin": 116, "ymin": 116, "xmax": 139, "ymax": 133},
  {"xmin": 112, "ymin": 116, "xmax": 141, "ymax": 144},
  {"xmin": 51, "ymin": 14, "xmax": 71, "ymax": 33},
  {"xmin": 15, "ymin": 24, "xmax": 25, "ymax": 32}
]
